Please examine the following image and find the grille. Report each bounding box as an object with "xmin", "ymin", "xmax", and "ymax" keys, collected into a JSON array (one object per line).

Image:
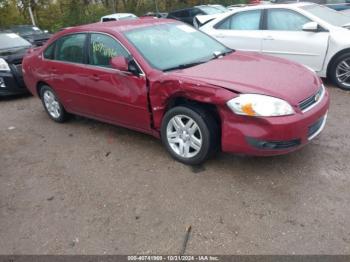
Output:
[
  {"xmin": 299, "ymin": 85, "xmax": 324, "ymax": 112},
  {"xmin": 267, "ymin": 139, "xmax": 301, "ymax": 149},
  {"xmin": 308, "ymin": 116, "xmax": 325, "ymax": 139}
]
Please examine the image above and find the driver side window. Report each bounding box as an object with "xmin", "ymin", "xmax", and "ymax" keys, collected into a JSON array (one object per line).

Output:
[
  {"xmin": 267, "ymin": 9, "xmax": 310, "ymax": 31},
  {"xmin": 89, "ymin": 33, "xmax": 129, "ymax": 68}
]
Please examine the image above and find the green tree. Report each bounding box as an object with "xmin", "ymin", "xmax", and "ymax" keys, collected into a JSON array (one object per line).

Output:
[{"xmin": 1, "ymin": 0, "xmax": 248, "ymax": 32}]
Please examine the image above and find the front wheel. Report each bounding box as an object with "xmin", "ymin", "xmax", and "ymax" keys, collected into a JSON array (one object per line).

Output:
[
  {"xmin": 40, "ymin": 85, "xmax": 69, "ymax": 122},
  {"xmin": 161, "ymin": 106, "xmax": 218, "ymax": 165},
  {"xmin": 330, "ymin": 53, "xmax": 350, "ymax": 90}
]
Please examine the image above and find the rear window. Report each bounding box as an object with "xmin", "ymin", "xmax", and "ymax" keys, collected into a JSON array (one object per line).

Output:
[
  {"xmin": 0, "ymin": 33, "xmax": 31, "ymax": 50},
  {"xmin": 102, "ymin": 18, "xmax": 117, "ymax": 22}
]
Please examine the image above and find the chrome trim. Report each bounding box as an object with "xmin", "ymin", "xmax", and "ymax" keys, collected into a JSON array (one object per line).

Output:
[
  {"xmin": 41, "ymin": 31, "xmax": 146, "ymax": 77},
  {"xmin": 308, "ymin": 112, "xmax": 327, "ymax": 141},
  {"xmin": 301, "ymin": 84, "xmax": 325, "ymax": 113},
  {"xmin": 262, "ymin": 50, "xmax": 319, "ymax": 57}
]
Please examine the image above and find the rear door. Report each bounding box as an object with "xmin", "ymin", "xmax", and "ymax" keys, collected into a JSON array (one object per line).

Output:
[
  {"xmin": 43, "ymin": 33, "xmax": 92, "ymax": 115},
  {"xmin": 209, "ymin": 10, "xmax": 263, "ymax": 52},
  {"xmin": 261, "ymin": 8, "xmax": 329, "ymax": 71}
]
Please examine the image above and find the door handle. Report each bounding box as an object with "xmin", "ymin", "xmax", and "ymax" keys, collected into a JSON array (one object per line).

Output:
[
  {"xmin": 263, "ymin": 36, "xmax": 274, "ymax": 40},
  {"xmin": 50, "ymin": 67, "xmax": 58, "ymax": 73},
  {"xmin": 90, "ymin": 75, "xmax": 100, "ymax": 81}
]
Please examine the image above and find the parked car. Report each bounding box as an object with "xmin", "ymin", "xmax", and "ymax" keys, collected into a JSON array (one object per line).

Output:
[
  {"xmin": 142, "ymin": 12, "xmax": 168, "ymax": 18},
  {"xmin": 101, "ymin": 13, "xmax": 138, "ymax": 22},
  {"xmin": 167, "ymin": 5, "xmax": 228, "ymax": 25},
  {"xmin": 22, "ymin": 19, "xmax": 329, "ymax": 165},
  {"xmin": 208, "ymin": 4, "xmax": 230, "ymax": 12},
  {"xmin": 10, "ymin": 25, "xmax": 51, "ymax": 46},
  {"xmin": 271, "ymin": 0, "xmax": 350, "ymax": 11},
  {"xmin": 0, "ymin": 32, "xmax": 31, "ymax": 96},
  {"xmin": 228, "ymin": 1, "xmax": 270, "ymax": 10},
  {"xmin": 200, "ymin": 3, "xmax": 350, "ymax": 90}
]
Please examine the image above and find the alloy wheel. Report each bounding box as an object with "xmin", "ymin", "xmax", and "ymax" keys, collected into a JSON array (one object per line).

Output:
[
  {"xmin": 336, "ymin": 58, "xmax": 350, "ymax": 87},
  {"xmin": 43, "ymin": 90, "xmax": 61, "ymax": 119},
  {"xmin": 166, "ymin": 115, "xmax": 202, "ymax": 159}
]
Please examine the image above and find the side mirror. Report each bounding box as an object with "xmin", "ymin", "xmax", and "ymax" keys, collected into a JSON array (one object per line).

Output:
[
  {"xmin": 110, "ymin": 56, "xmax": 129, "ymax": 72},
  {"xmin": 110, "ymin": 56, "xmax": 141, "ymax": 76},
  {"xmin": 128, "ymin": 61, "xmax": 141, "ymax": 76},
  {"xmin": 302, "ymin": 22, "xmax": 319, "ymax": 32}
]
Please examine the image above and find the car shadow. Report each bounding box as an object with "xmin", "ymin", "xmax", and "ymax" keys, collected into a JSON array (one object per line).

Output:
[{"xmin": 0, "ymin": 93, "xmax": 32, "ymax": 102}]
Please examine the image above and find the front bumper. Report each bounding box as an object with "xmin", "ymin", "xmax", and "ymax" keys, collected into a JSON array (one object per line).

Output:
[
  {"xmin": 220, "ymin": 89, "xmax": 330, "ymax": 156},
  {"xmin": 0, "ymin": 71, "xmax": 27, "ymax": 96}
]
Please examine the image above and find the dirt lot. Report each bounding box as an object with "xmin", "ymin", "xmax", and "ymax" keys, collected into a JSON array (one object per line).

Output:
[{"xmin": 0, "ymin": 83, "xmax": 350, "ymax": 255}]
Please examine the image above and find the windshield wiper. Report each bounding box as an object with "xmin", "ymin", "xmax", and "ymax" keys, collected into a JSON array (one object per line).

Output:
[
  {"xmin": 163, "ymin": 49, "xmax": 234, "ymax": 72},
  {"xmin": 163, "ymin": 60, "xmax": 208, "ymax": 72}
]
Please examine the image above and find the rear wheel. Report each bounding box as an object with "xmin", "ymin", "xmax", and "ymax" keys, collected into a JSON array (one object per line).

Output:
[
  {"xmin": 161, "ymin": 106, "xmax": 218, "ymax": 165},
  {"xmin": 330, "ymin": 53, "xmax": 350, "ymax": 90},
  {"xmin": 40, "ymin": 85, "xmax": 69, "ymax": 122}
]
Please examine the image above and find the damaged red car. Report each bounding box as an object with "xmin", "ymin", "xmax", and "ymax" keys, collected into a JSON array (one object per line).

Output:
[{"xmin": 22, "ymin": 19, "xmax": 330, "ymax": 165}]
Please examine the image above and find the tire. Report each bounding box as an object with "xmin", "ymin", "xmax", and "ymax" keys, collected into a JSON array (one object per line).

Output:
[
  {"xmin": 40, "ymin": 85, "xmax": 69, "ymax": 123},
  {"xmin": 330, "ymin": 52, "xmax": 350, "ymax": 91},
  {"xmin": 161, "ymin": 105, "xmax": 219, "ymax": 165}
]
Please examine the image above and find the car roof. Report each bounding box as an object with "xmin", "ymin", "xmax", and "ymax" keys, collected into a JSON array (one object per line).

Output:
[
  {"xmin": 234, "ymin": 2, "xmax": 314, "ymax": 10},
  {"xmin": 65, "ymin": 18, "xmax": 176, "ymax": 34},
  {"xmin": 101, "ymin": 13, "xmax": 137, "ymax": 19}
]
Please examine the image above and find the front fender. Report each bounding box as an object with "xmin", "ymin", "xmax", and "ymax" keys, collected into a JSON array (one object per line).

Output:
[{"xmin": 149, "ymin": 76, "xmax": 237, "ymax": 130}]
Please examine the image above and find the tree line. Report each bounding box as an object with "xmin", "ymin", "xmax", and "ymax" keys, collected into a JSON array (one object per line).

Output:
[{"xmin": 0, "ymin": 0, "xmax": 246, "ymax": 32}]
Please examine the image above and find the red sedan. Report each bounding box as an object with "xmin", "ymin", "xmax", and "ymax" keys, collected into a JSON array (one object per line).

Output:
[{"xmin": 22, "ymin": 19, "xmax": 330, "ymax": 165}]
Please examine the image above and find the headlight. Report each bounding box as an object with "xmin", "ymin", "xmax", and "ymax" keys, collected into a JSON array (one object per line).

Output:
[
  {"xmin": 0, "ymin": 58, "xmax": 10, "ymax": 72},
  {"xmin": 227, "ymin": 94, "xmax": 295, "ymax": 117}
]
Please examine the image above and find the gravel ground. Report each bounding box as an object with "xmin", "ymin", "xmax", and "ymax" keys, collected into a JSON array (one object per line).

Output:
[{"xmin": 0, "ymin": 83, "xmax": 349, "ymax": 255}]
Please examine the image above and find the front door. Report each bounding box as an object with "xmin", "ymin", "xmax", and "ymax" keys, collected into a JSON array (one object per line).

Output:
[
  {"xmin": 83, "ymin": 33, "xmax": 151, "ymax": 132},
  {"xmin": 261, "ymin": 8, "xmax": 329, "ymax": 72}
]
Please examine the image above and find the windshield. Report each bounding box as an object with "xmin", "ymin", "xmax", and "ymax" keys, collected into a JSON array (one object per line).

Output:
[
  {"xmin": 0, "ymin": 33, "xmax": 31, "ymax": 50},
  {"xmin": 124, "ymin": 23, "xmax": 230, "ymax": 71},
  {"xmin": 199, "ymin": 6, "xmax": 226, "ymax": 14},
  {"xmin": 302, "ymin": 4, "xmax": 350, "ymax": 26},
  {"xmin": 11, "ymin": 26, "xmax": 44, "ymax": 36}
]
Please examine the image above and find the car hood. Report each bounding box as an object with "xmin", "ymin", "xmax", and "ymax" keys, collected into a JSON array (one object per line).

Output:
[
  {"xmin": 0, "ymin": 47, "xmax": 28, "ymax": 63},
  {"xmin": 22, "ymin": 33, "xmax": 52, "ymax": 45},
  {"xmin": 169, "ymin": 51, "xmax": 321, "ymax": 105}
]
